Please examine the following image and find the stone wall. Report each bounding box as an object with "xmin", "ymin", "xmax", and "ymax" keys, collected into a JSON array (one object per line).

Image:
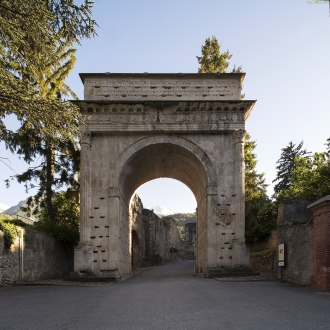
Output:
[
  {"xmin": 183, "ymin": 223, "xmax": 196, "ymax": 259},
  {"xmin": 277, "ymin": 201, "xmax": 313, "ymax": 286},
  {"xmin": 250, "ymin": 250, "xmax": 276, "ymax": 274},
  {"xmin": 0, "ymin": 228, "xmax": 73, "ymax": 285},
  {"xmin": 185, "ymin": 223, "xmax": 196, "ymax": 242},
  {"xmin": 308, "ymin": 196, "xmax": 330, "ymax": 291},
  {"xmin": 247, "ymin": 230, "xmax": 277, "ymax": 253},
  {"xmin": 130, "ymin": 194, "xmax": 183, "ymax": 268}
]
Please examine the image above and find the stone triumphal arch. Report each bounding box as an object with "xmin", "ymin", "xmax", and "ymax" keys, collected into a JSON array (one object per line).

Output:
[{"xmin": 73, "ymin": 73, "xmax": 256, "ymax": 278}]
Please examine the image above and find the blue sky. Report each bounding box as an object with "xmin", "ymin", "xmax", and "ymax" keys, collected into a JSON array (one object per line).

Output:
[{"xmin": 1, "ymin": 0, "xmax": 330, "ymax": 212}]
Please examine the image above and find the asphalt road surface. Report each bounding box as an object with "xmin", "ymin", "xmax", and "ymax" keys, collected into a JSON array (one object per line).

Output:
[{"xmin": 0, "ymin": 260, "xmax": 329, "ymax": 330}]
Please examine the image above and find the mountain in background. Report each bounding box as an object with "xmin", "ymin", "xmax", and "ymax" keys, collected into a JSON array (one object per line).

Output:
[
  {"xmin": 0, "ymin": 203, "xmax": 9, "ymax": 213},
  {"xmin": 144, "ymin": 205, "xmax": 196, "ymax": 224},
  {"xmin": 146, "ymin": 205, "xmax": 178, "ymax": 216},
  {"xmin": 1, "ymin": 199, "xmax": 38, "ymax": 222}
]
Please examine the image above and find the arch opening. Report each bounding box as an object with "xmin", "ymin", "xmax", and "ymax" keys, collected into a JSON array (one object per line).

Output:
[
  {"xmin": 119, "ymin": 142, "xmax": 210, "ymax": 206},
  {"xmin": 117, "ymin": 142, "xmax": 212, "ymax": 275},
  {"xmin": 129, "ymin": 179, "xmax": 197, "ymax": 270},
  {"xmin": 137, "ymin": 178, "xmax": 197, "ymax": 214}
]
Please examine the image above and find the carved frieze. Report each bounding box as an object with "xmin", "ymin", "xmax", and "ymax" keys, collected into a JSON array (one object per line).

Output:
[{"xmin": 80, "ymin": 102, "xmax": 251, "ymax": 125}]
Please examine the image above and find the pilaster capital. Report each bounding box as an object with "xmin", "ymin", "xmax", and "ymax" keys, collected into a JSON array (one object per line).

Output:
[
  {"xmin": 233, "ymin": 129, "xmax": 246, "ymax": 145},
  {"xmin": 80, "ymin": 130, "xmax": 91, "ymax": 146}
]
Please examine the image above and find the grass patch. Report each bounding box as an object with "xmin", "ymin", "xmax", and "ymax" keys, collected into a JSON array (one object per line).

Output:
[{"xmin": 250, "ymin": 247, "xmax": 276, "ymax": 257}]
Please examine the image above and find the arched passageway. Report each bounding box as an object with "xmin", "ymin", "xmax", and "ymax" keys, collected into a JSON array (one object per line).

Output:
[
  {"xmin": 116, "ymin": 140, "xmax": 210, "ymax": 275},
  {"xmin": 74, "ymin": 72, "xmax": 255, "ymax": 279}
]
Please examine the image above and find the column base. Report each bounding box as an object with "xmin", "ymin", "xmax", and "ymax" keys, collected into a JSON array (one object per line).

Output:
[{"xmin": 73, "ymin": 241, "xmax": 94, "ymax": 276}]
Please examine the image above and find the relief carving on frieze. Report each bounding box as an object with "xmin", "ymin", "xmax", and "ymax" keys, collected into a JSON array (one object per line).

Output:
[{"xmin": 85, "ymin": 102, "xmax": 246, "ymax": 125}]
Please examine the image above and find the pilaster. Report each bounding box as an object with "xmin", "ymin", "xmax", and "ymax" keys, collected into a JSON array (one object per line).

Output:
[{"xmin": 233, "ymin": 129, "xmax": 246, "ymax": 241}]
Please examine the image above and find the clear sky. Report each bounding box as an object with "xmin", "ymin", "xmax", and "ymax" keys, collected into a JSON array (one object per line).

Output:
[{"xmin": 1, "ymin": 0, "xmax": 330, "ymax": 212}]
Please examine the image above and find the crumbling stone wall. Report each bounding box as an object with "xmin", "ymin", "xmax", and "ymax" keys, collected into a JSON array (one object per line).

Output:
[
  {"xmin": 277, "ymin": 201, "xmax": 313, "ymax": 285},
  {"xmin": 185, "ymin": 223, "xmax": 196, "ymax": 242},
  {"xmin": 183, "ymin": 223, "xmax": 196, "ymax": 259},
  {"xmin": 250, "ymin": 250, "xmax": 276, "ymax": 274},
  {"xmin": 0, "ymin": 228, "xmax": 73, "ymax": 285},
  {"xmin": 130, "ymin": 194, "xmax": 183, "ymax": 268}
]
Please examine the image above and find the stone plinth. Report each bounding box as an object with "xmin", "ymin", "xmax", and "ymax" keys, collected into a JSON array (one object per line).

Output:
[{"xmin": 308, "ymin": 196, "xmax": 330, "ymax": 291}]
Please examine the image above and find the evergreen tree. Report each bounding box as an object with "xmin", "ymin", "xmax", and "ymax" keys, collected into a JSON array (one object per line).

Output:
[
  {"xmin": 245, "ymin": 133, "xmax": 268, "ymax": 201},
  {"xmin": 196, "ymin": 38, "xmax": 275, "ymax": 241},
  {"xmin": 244, "ymin": 133, "xmax": 277, "ymax": 242},
  {"xmin": 276, "ymin": 138, "xmax": 330, "ymax": 203},
  {"xmin": 6, "ymin": 40, "xmax": 80, "ymax": 224},
  {"xmin": 272, "ymin": 141, "xmax": 311, "ymax": 196},
  {"xmin": 196, "ymin": 36, "xmax": 241, "ymax": 73},
  {"xmin": 0, "ymin": 0, "xmax": 97, "ymax": 147}
]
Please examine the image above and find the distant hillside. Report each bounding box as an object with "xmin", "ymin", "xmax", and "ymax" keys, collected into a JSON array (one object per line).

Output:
[
  {"xmin": 0, "ymin": 203, "xmax": 9, "ymax": 213},
  {"xmin": 2, "ymin": 199, "xmax": 38, "ymax": 222},
  {"xmin": 148, "ymin": 205, "xmax": 177, "ymax": 216},
  {"xmin": 162, "ymin": 213, "xmax": 196, "ymax": 240},
  {"xmin": 169, "ymin": 213, "xmax": 196, "ymax": 227}
]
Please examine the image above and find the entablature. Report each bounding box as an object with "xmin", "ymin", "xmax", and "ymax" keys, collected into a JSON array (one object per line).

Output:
[{"xmin": 73, "ymin": 100, "xmax": 255, "ymax": 133}]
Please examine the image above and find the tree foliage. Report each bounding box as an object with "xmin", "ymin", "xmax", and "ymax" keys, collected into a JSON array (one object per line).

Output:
[
  {"xmin": 196, "ymin": 38, "xmax": 274, "ymax": 242},
  {"xmin": 5, "ymin": 38, "xmax": 80, "ymax": 224},
  {"xmin": 34, "ymin": 191, "xmax": 80, "ymax": 245},
  {"xmin": 244, "ymin": 133, "xmax": 277, "ymax": 243},
  {"xmin": 170, "ymin": 213, "xmax": 196, "ymax": 240},
  {"xmin": 196, "ymin": 36, "xmax": 242, "ymax": 73},
  {"xmin": 0, "ymin": 0, "xmax": 97, "ymax": 146},
  {"xmin": 245, "ymin": 133, "xmax": 268, "ymax": 202},
  {"xmin": 272, "ymin": 141, "xmax": 311, "ymax": 196},
  {"xmin": 276, "ymin": 139, "xmax": 330, "ymax": 203},
  {"xmin": 0, "ymin": 216, "xmax": 18, "ymax": 249}
]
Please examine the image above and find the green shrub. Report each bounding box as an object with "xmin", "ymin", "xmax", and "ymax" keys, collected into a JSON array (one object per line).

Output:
[
  {"xmin": 0, "ymin": 219, "xmax": 18, "ymax": 249},
  {"xmin": 33, "ymin": 191, "xmax": 79, "ymax": 245},
  {"xmin": 33, "ymin": 221, "xmax": 79, "ymax": 245}
]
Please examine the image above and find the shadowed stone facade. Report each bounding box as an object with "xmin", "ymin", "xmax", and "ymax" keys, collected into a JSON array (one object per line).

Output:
[{"xmin": 73, "ymin": 73, "xmax": 256, "ymax": 278}]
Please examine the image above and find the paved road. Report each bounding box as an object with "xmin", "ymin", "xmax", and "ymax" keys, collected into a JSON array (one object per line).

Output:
[{"xmin": 1, "ymin": 260, "xmax": 330, "ymax": 330}]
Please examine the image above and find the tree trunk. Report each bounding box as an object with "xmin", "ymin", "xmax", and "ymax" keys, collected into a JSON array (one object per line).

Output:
[{"xmin": 46, "ymin": 145, "xmax": 56, "ymax": 224}]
